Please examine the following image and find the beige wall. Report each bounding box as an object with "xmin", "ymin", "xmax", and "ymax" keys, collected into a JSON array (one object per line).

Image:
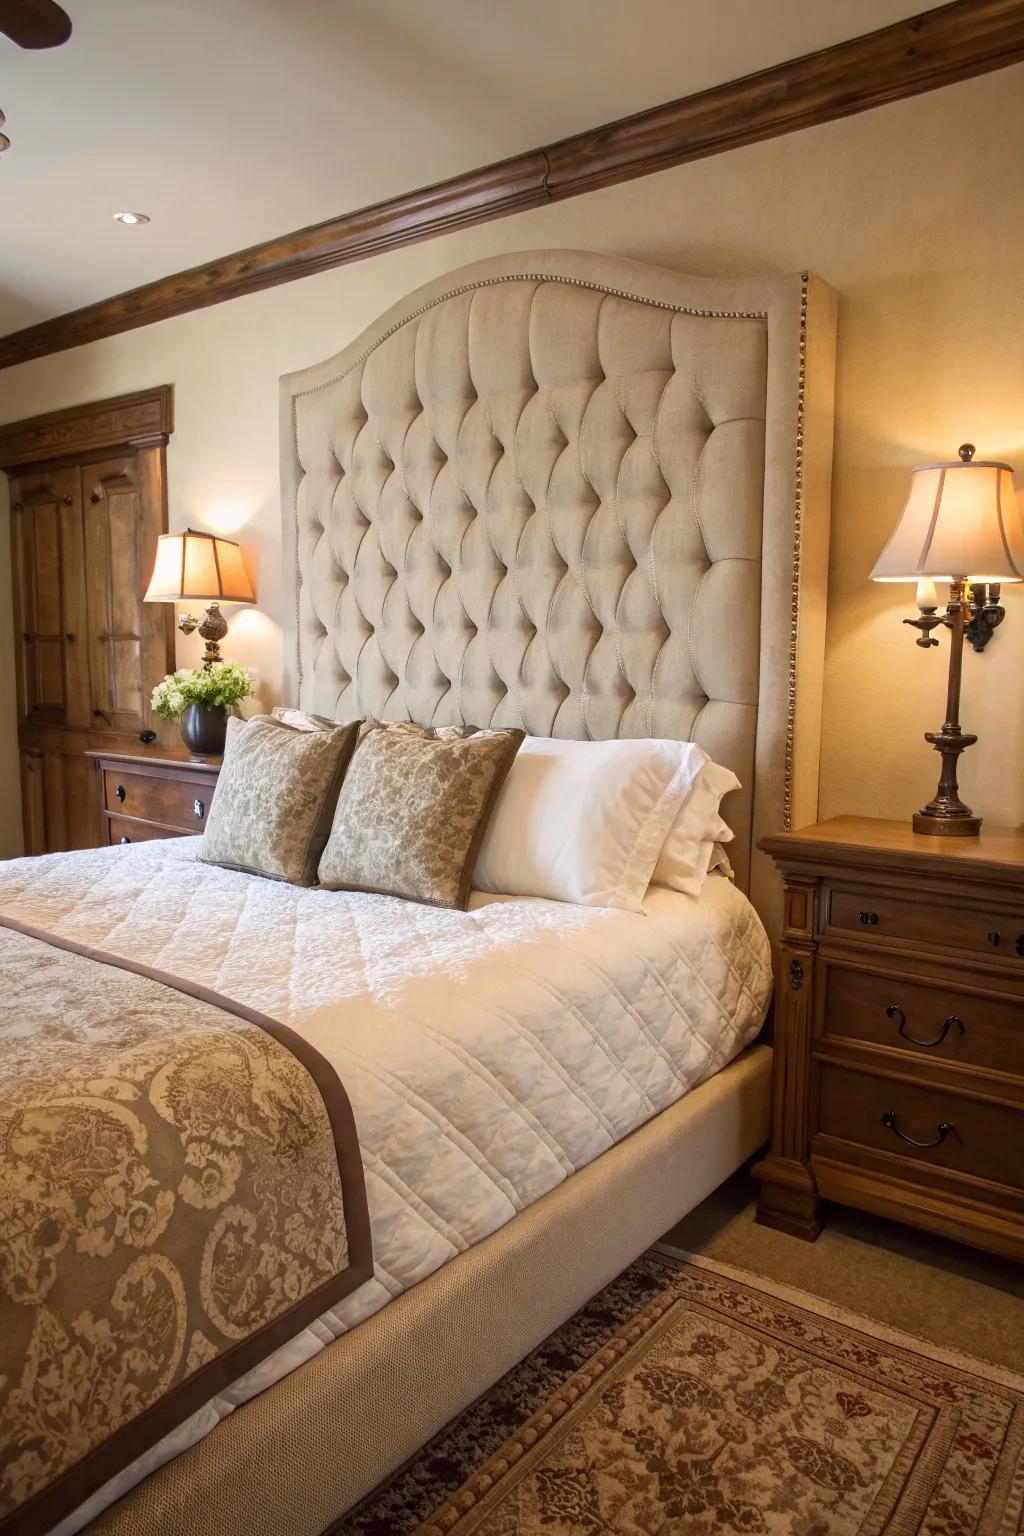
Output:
[{"xmin": 2, "ymin": 64, "xmax": 1023, "ymax": 856}]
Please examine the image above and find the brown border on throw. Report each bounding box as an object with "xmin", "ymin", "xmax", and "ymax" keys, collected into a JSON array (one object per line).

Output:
[
  {"xmin": 1, "ymin": 0, "xmax": 1022, "ymax": 369},
  {"xmin": 0, "ymin": 913, "xmax": 373, "ymax": 1536}
]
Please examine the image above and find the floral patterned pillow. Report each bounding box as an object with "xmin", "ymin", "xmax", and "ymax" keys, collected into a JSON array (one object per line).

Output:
[
  {"xmin": 199, "ymin": 714, "xmax": 358, "ymax": 884},
  {"xmin": 318, "ymin": 721, "xmax": 524, "ymax": 909}
]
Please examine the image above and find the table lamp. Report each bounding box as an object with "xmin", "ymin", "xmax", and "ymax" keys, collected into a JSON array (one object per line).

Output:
[
  {"xmin": 144, "ymin": 528, "xmax": 255, "ymax": 665},
  {"xmin": 871, "ymin": 444, "xmax": 1022, "ymax": 836}
]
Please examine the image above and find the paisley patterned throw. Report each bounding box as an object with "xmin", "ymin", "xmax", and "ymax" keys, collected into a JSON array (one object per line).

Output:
[{"xmin": 0, "ymin": 918, "xmax": 371, "ymax": 1536}]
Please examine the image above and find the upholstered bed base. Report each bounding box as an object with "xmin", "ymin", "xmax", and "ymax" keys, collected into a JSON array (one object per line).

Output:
[{"xmin": 91, "ymin": 1044, "xmax": 771, "ymax": 1536}]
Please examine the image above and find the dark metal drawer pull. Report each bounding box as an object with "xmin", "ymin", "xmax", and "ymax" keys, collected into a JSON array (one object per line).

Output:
[
  {"xmin": 1016, "ymin": 935, "xmax": 1024, "ymax": 958},
  {"xmin": 115, "ymin": 784, "xmax": 126, "ymax": 802},
  {"xmin": 858, "ymin": 911, "xmax": 879, "ymax": 926},
  {"xmin": 881, "ymin": 1110, "xmax": 952, "ymax": 1149},
  {"xmin": 119, "ymin": 835, "xmax": 131, "ymax": 845},
  {"xmin": 988, "ymin": 931, "xmax": 1001, "ymax": 947},
  {"xmin": 886, "ymin": 1004, "xmax": 965, "ymax": 1049},
  {"xmin": 193, "ymin": 798, "xmax": 205, "ymax": 819}
]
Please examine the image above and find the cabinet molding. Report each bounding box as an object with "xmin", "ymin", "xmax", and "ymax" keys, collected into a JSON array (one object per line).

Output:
[{"xmin": 0, "ymin": 387, "xmax": 173, "ymax": 472}]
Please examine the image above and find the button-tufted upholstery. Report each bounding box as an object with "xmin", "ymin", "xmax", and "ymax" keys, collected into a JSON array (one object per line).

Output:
[{"xmin": 281, "ymin": 251, "xmax": 837, "ymax": 926}]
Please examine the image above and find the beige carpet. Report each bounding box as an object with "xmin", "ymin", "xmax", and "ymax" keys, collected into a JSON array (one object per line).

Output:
[
  {"xmin": 416, "ymin": 1251, "xmax": 1024, "ymax": 1535},
  {"xmin": 664, "ymin": 1170, "xmax": 1024, "ymax": 1374}
]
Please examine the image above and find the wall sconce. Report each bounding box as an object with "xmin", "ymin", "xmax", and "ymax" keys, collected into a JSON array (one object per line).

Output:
[
  {"xmin": 144, "ymin": 528, "xmax": 256, "ymax": 665},
  {"xmin": 871, "ymin": 444, "xmax": 1022, "ymax": 836}
]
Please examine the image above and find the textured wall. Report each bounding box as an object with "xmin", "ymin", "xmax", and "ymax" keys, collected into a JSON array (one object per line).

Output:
[{"xmin": 1, "ymin": 63, "xmax": 1022, "ymax": 856}]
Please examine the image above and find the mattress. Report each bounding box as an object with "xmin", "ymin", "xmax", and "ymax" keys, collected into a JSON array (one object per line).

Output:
[{"xmin": 0, "ymin": 838, "xmax": 771, "ymax": 1532}]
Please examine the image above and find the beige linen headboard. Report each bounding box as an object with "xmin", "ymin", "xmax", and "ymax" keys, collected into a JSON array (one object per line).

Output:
[{"xmin": 280, "ymin": 249, "xmax": 836, "ymax": 935}]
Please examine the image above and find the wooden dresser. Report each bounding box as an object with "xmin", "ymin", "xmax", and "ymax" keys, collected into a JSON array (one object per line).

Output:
[
  {"xmin": 88, "ymin": 751, "xmax": 221, "ymax": 846},
  {"xmin": 755, "ymin": 817, "xmax": 1024, "ymax": 1262}
]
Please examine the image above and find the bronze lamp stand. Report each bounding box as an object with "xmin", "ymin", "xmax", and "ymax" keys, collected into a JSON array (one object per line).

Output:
[
  {"xmin": 904, "ymin": 578, "xmax": 979, "ymax": 835},
  {"xmin": 872, "ymin": 443, "xmax": 1022, "ymax": 839},
  {"xmin": 177, "ymin": 603, "xmax": 229, "ymax": 666}
]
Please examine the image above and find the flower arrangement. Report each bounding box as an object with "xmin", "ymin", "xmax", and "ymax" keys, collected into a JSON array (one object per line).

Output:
[{"xmin": 151, "ymin": 660, "xmax": 253, "ymax": 722}]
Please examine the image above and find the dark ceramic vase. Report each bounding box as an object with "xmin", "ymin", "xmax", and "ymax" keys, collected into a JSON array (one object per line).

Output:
[{"xmin": 179, "ymin": 702, "xmax": 227, "ymax": 757}]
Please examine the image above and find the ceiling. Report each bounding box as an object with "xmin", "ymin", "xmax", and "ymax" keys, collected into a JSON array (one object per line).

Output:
[{"xmin": 0, "ymin": 0, "xmax": 934, "ymax": 337}]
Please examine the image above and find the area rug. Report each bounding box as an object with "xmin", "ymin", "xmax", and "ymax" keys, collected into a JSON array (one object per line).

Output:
[{"xmin": 334, "ymin": 1248, "xmax": 1024, "ymax": 1535}]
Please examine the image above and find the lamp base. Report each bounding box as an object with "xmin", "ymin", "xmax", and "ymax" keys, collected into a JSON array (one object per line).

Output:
[
  {"xmin": 178, "ymin": 602, "xmax": 229, "ymax": 667},
  {"xmin": 912, "ymin": 810, "xmax": 982, "ymax": 837}
]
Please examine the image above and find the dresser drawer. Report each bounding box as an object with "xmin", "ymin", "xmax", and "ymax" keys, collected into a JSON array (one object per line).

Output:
[
  {"xmin": 824, "ymin": 885, "xmax": 1023, "ymax": 962},
  {"xmin": 816, "ymin": 1063, "xmax": 1023, "ymax": 1192},
  {"xmin": 106, "ymin": 814, "xmax": 186, "ymax": 846},
  {"xmin": 823, "ymin": 965, "xmax": 1023, "ymax": 1078},
  {"xmin": 103, "ymin": 768, "xmax": 214, "ymax": 832}
]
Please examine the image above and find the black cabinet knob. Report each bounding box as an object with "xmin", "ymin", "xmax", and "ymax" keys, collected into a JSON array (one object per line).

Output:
[
  {"xmin": 989, "ymin": 931, "xmax": 1002, "ymax": 947},
  {"xmin": 858, "ymin": 911, "xmax": 879, "ymax": 927},
  {"xmin": 115, "ymin": 784, "xmax": 126, "ymax": 802},
  {"xmin": 1016, "ymin": 935, "xmax": 1024, "ymax": 958},
  {"xmin": 119, "ymin": 835, "xmax": 131, "ymax": 845},
  {"xmin": 193, "ymin": 799, "xmax": 205, "ymax": 819}
]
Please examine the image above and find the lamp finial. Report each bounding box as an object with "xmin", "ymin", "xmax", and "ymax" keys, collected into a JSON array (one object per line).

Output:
[{"xmin": 958, "ymin": 442, "xmax": 976, "ymax": 462}]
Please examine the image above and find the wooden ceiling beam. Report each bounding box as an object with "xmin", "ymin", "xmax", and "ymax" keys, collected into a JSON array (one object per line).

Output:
[{"xmin": 2, "ymin": 0, "xmax": 1023, "ymax": 370}]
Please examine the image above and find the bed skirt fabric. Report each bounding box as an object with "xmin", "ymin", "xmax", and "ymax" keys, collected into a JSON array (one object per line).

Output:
[
  {"xmin": 0, "ymin": 918, "xmax": 372, "ymax": 1536},
  {"xmin": 88, "ymin": 1043, "xmax": 771, "ymax": 1536}
]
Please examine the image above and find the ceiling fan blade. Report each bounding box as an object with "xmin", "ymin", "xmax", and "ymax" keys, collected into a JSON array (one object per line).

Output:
[{"xmin": 0, "ymin": 0, "xmax": 72, "ymax": 49}]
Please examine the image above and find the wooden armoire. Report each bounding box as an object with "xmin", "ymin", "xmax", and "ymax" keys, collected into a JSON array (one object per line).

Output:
[{"xmin": 0, "ymin": 387, "xmax": 177, "ymax": 854}]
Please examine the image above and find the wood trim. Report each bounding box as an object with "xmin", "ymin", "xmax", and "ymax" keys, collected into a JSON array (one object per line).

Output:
[
  {"xmin": 0, "ymin": 386, "xmax": 173, "ymax": 469},
  {"xmin": 2, "ymin": 0, "xmax": 1023, "ymax": 370}
]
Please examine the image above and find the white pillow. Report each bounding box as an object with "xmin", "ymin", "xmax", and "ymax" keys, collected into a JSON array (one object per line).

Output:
[
  {"xmin": 472, "ymin": 736, "xmax": 709, "ymax": 911},
  {"xmin": 652, "ymin": 760, "xmax": 741, "ymax": 897}
]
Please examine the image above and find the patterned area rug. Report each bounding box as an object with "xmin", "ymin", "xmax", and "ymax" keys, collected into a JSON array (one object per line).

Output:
[{"xmin": 332, "ymin": 1249, "xmax": 1024, "ymax": 1536}]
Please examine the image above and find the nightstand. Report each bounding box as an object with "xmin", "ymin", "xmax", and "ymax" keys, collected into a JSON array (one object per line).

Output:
[
  {"xmin": 87, "ymin": 751, "xmax": 221, "ymax": 846},
  {"xmin": 754, "ymin": 816, "xmax": 1024, "ymax": 1263}
]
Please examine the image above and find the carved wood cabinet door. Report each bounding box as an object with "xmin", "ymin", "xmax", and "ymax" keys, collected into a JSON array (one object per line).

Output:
[{"xmin": 2, "ymin": 388, "xmax": 176, "ymax": 855}]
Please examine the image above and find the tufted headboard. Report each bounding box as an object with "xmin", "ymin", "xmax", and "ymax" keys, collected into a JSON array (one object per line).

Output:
[{"xmin": 280, "ymin": 249, "xmax": 836, "ymax": 935}]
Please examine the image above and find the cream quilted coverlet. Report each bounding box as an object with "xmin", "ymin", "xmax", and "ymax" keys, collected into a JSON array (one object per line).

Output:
[{"xmin": 0, "ymin": 838, "xmax": 770, "ymax": 1531}]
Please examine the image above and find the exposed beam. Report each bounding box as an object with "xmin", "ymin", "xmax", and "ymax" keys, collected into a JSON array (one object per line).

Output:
[{"xmin": 2, "ymin": 0, "xmax": 1023, "ymax": 370}]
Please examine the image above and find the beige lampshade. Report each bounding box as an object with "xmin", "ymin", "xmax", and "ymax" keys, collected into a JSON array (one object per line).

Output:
[
  {"xmin": 872, "ymin": 452, "xmax": 1023, "ymax": 584},
  {"xmin": 144, "ymin": 529, "xmax": 255, "ymax": 604}
]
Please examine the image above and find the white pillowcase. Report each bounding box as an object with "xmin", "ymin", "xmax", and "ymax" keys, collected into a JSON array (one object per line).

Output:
[
  {"xmin": 652, "ymin": 760, "xmax": 741, "ymax": 897},
  {"xmin": 472, "ymin": 736, "xmax": 710, "ymax": 911}
]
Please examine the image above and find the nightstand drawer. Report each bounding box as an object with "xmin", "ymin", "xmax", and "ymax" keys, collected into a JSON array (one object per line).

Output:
[
  {"xmin": 823, "ymin": 965, "xmax": 1022, "ymax": 1078},
  {"xmin": 816, "ymin": 1063, "xmax": 1023, "ymax": 1192},
  {"xmin": 825, "ymin": 885, "xmax": 1021, "ymax": 961},
  {"xmin": 102, "ymin": 768, "xmax": 213, "ymax": 831},
  {"xmin": 106, "ymin": 814, "xmax": 184, "ymax": 846}
]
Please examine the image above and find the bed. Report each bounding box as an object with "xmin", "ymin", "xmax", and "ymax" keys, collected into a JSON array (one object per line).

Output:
[{"xmin": 0, "ymin": 249, "xmax": 836, "ymax": 1536}]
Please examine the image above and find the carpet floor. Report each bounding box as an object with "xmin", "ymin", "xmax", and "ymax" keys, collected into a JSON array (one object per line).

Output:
[{"xmin": 332, "ymin": 1178, "xmax": 1024, "ymax": 1535}]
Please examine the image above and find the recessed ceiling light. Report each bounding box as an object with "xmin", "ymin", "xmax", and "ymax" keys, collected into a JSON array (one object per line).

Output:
[{"xmin": 114, "ymin": 211, "xmax": 150, "ymax": 226}]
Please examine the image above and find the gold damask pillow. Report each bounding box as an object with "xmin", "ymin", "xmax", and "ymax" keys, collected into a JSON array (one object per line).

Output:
[
  {"xmin": 318, "ymin": 721, "xmax": 524, "ymax": 909},
  {"xmin": 199, "ymin": 714, "xmax": 358, "ymax": 884}
]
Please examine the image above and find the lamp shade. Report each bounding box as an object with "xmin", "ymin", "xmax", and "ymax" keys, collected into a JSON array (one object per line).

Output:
[
  {"xmin": 144, "ymin": 529, "xmax": 255, "ymax": 604},
  {"xmin": 871, "ymin": 450, "xmax": 1023, "ymax": 584}
]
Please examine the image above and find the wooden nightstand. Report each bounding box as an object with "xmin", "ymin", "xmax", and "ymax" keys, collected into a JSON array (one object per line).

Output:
[
  {"xmin": 87, "ymin": 751, "xmax": 221, "ymax": 846},
  {"xmin": 754, "ymin": 816, "xmax": 1024, "ymax": 1263}
]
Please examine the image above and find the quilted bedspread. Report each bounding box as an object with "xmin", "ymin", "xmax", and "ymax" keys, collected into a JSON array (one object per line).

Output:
[{"xmin": 0, "ymin": 837, "xmax": 771, "ymax": 1533}]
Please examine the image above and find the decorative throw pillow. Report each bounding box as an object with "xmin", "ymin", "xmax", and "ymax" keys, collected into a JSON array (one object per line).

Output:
[
  {"xmin": 318, "ymin": 721, "xmax": 524, "ymax": 909},
  {"xmin": 651, "ymin": 760, "xmax": 741, "ymax": 897},
  {"xmin": 199, "ymin": 714, "xmax": 357, "ymax": 884},
  {"xmin": 472, "ymin": 736, "xmax": 708, "ymax": 911}
]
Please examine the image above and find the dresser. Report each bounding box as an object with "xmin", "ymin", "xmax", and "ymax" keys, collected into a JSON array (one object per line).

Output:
[
  {"xmin": 754, "ymin": 817, "xmax": 1024, "ymax": 1262},
  {"xmin": 87, "ymin": 751, "xmax": 221, "ymax": 846}
]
